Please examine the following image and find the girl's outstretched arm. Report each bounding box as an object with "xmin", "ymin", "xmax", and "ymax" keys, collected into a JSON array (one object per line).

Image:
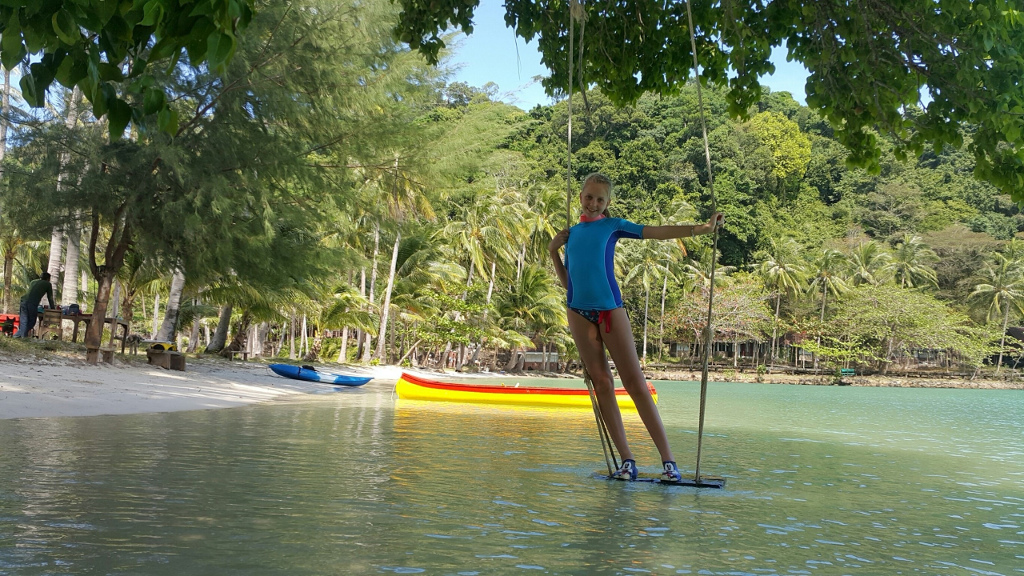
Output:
[
  {"xmin": 642, "ymin": 212, "xmax": 723, "ymax": 240},
  {"xmin": 548, "ymin": 229, "xmax": 570, "ymax": 289}
]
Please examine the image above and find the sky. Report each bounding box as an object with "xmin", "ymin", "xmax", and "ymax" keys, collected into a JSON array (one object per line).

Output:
[{"xmin": 446, "ymin": 0, "xmax": 811, "ymax": 110}]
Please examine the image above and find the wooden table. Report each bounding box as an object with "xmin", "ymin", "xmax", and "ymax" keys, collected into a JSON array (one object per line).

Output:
[{"xmin": 67, "ymin": 314, "xmax": 130, "ymax": 354}]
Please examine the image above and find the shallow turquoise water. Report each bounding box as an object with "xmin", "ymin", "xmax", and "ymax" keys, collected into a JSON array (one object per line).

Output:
[{"xmin": 1, "ymin": 380, "xmax": 1022, "ymax": 575}]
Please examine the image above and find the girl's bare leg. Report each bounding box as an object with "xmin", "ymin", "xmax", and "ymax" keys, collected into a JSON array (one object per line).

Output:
[
  {"xmin": 566, "ymin": 309, "xmax": 634, "ymax": 462},
  {"xmin": 600, "ymin": 307, "xmax": 675, "ymax": 464}
]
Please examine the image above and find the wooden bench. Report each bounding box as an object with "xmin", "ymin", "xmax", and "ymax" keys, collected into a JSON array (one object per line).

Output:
[
  {"xmin": 226, "ymin": 350, "xmax": 249, "ymax": 361},
  {"xmin": 840, "ymin": 368, "xmax": 855, "ymax": 376},
  {"xmin": 147, "ymin": 348, "xmax": 186, "ymax": 371},
  {"xmin": 100, "ymin": 346, "xmax": 117, "ymax": 364}
]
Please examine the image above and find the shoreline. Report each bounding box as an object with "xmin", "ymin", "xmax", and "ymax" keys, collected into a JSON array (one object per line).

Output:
[
  {"xmin": 643, "ymin": 368, "xmax": 1024, "ymax": 390},
  {"xmin": 2, "ymin": 347, "xmax": 1020, "ymax": 420}
]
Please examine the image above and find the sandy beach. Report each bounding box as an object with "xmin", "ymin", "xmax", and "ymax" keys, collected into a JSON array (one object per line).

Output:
[{"xmin": 0, "ymin": 350, "xmax": 405, "ymax": 420}]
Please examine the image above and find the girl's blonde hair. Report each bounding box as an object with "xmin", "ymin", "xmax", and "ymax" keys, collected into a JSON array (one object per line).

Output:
[{"xmin": 582, "ymin": 172, "xmax": 614, "ymax": 217}]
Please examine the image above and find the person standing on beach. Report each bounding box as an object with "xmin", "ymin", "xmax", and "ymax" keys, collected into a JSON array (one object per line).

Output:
[
  {"xmin": 547, "ymin": 172, "xmax": 723, "ymax": 481},
  {"xmin": 13, "ymin": 272, "xmax": 56, "ymax": 338}
]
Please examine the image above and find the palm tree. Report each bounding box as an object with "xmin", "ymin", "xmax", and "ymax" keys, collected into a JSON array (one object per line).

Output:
[
  {"xmin": 759, "ymin": 238, "xmax": 808, "ymax": 366},
  {"xmin": 496, "ymin": 264, "xmax": 564, "ymax": 372},
  {"xmin": 807, "ymin": 248, "xmax": 849, "ymax": 369},
  {"xmin": 620, "ymin": 239, "xmax": 677, "ymax": 366},
  {"xmin": 318, "ymin": 284, "xmax": 375, "ymax": 363},
  {"xmin": 891, "ymin": 234, "xmax": 938, "ymax": 288},
  {"xmin": 969, "ymin": 253, "xmax": 1024, "ymax": 374},
  {"xmin": 0, "ymin": 224, "xmax": 46, "ymax": 314},
  {"xmin": 849, "ymin": 240, "xmax": 893, "ymax": 286}
]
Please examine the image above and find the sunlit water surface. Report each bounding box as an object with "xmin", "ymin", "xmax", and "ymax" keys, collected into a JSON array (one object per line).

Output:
[{"xmin": 1, "ymin": 379, "xmax": 1022, "ymax": 575}]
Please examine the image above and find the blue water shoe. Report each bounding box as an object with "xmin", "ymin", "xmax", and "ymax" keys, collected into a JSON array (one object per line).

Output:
[
  {"xmin": 662, "ymin": 461, "xmax": 682, "ymax": 482},
  {"xmin": 611, "ymin": 459, "xmax": 638, "ymax": 481}
]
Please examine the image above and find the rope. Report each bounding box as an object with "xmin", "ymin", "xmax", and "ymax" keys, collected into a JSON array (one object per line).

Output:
[
  {"xmin": 567, "ymin": 0, "xmax": 617, "ymax": 476},
  {"xmin": 685, "ymin": 0, "xmax": 720, "ymax": 483}
]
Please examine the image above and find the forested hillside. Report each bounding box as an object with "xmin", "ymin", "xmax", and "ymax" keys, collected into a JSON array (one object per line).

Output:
[{"xmin": 1, "ymin": 0, "xmax": 1019, "ymax": 375}]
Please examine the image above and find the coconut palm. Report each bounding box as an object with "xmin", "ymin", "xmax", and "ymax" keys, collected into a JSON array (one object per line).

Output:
[
  {"xmin": 891, "ymin": 234, "xmax": 938, "ymax": 288},
  {"xmin": 0, "ymin": 224, "xmax": 46, "ymax": 314},
  {"xmin": 620, "ymin": 239, "xmax": 677, "ymax": 366},
  {"xmin": 318, "ymin": 284, "xmax": 375, "ymax": 363},
  {"xmin": 808, "ymin": 249, "xmax": 849, "ymax": 321},
  {"xmin": 759, "ymin": 238, "xmax": 808, "ymax": 366},
  {"xmin": 496, "ymin": 264, "xmax": 564, "ymax": 371},
  {"xmin": 969, "ymin": 253, "xmax": 1024, "ymax": 374},
  {"xmin": 849, "ymin": 240, "xmax": 893, "ymax": 286},
  {"xmin": 806, "ymin": 248, "xmax": 849, "ymax": 369}
]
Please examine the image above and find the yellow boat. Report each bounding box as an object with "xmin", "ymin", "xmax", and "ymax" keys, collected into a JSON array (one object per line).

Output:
[{"xmin": 395, "ymin": 372, "xmax": 656, "ymax": 410}]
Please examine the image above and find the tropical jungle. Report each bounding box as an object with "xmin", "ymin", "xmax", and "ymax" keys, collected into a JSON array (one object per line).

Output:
[{"xmin": 1, "ymin": 0, "xmax": 1022, "ymax": 382}]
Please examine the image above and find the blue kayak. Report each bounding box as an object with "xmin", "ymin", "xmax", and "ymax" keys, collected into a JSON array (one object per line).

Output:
[{"xmin": 269, "ymin": 364, "xmax": 372, "ymax": 386}]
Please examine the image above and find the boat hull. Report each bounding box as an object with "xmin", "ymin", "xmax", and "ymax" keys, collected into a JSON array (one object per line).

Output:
[
  {"xmin": 396, "ymin": 372, "xmax": 655, "ymax": 409},
  {"xmin": 269, "ymin": 364, "xmax": 372, "ymax": 386}
]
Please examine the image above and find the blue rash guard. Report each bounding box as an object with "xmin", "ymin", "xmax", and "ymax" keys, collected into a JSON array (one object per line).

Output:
[{"xmin": 564, "ymin": 217, "xmax": 645, "ymax": 310}]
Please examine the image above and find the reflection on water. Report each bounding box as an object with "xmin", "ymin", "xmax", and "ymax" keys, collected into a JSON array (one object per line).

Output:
[{"xmin": 1, "ymin": 380, "xmax": 1022, "ymax": 575}]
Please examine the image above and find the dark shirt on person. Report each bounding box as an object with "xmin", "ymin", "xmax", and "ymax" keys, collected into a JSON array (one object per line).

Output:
[{"xmin": 21, "ymin": 278, "xmax": 55, "ymax": 309}]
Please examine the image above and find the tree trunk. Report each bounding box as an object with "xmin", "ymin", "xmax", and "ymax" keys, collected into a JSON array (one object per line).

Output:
[
  {"xmin": 84, "ymin": 272, "xmax": 115, "ymax": 364},
  {"xmin": 2, "ymin": 252, "xmax": 13, "ymax": 314},
  {"xmin": 338, "ymin": 326, "xmax": 349, "ymax": 363},
  {"xmin": 156, "ymin": 268, "xmax": 186, "ymax": 342},
  {"xmin": 151, "ymin": 293, "xmax": 160, "ymax": 339},
  {"xmin": 997, "ymin": 305, "xmax": 1010, "ymax": 374},
  {"xmin": 0, "ymin": 67, "xmax": 9, "ymax": 169},
  {"xmin": 304, "ymin": 328, "xmax": 323, "ymax": 361},
  {"xmin": 105, "ymin": 280, "xmax": 121, "ymax": 350},
  {"xmin": 45, "ymin": 228, "xmax": 63, "ymax": 306},
  {"xmin": 355, "ymin": 267, "xmax": 366, "ymax": 360},
  {"xmin": 84, "ymin": 205, "xmax": 132, "ymax": 362},
  {"xmin": 206, "ymin": 304, "xmax": 233, "ymax": 353},
  {"xmin": 814, "ymin": 287, "xmax": 827, "ymax": 371},
  {"xmin": 398, "ymin": 339, "xmax": 423, "ymax": 364},
  {"xmin": 45, "ymin": 88, "xmax": 84, "ymax": 307},
  {"xmin": 658, "ymin": 273, "xmax": 667, "ymax": 361},
  {"xmin": 374, "ymin": 232, "xmax": 400, "ymax": 360},
  {"xmin": 61, "ymin": 222, "xmax": 81, "ymax": 305},
  {"xmin": 641, "ymin": 286, "xmax": 650, "ymax": 367},
  {"xmin": 187, "ymin": 313, "xmax": 201, "ymax": 353},
  {"xmin": 362, "ymin": 226, "xmax": 380, "ymax": 363},
  {"xmin": 770, "ymin": 296, "xmax": 781, "ymax": 367},
  {"xmin": 290, "ymin": 311, "xmax": 296, "ymax": 359},
  {"xmin": 274, "ymin": 324, "xmax": 286, "ymax": 357},
  {"xmin": 505, "ymin": 348, "xmax": 520, "ymax": 371},
  {"xmin": 517, "ymin": 243, "xmax": 526, "ymax": 282},
  {"xmin": 220, "ymin": 310, "xmax": 252, "ymax": 358},
  {"xmin": 471, "ymin": 261, "xmax": 497, "ymax": 366},
  {"xmin": 301, "ymin": 314, "xmax": 308, "ymax": 357},
  {"xmin": 253, "ymin": 322, "xmax": 268, "ymax": 357}
]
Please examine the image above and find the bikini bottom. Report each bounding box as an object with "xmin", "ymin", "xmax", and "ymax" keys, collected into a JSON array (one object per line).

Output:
[{"xmin": 569, "ymin": 307, "xmax": 617, "ymax": 333}]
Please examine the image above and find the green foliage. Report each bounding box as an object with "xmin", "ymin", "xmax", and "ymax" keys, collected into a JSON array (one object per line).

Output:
[
  {"xmin": 395, "ymin": 0, "xmax": 1024, "ymax": 198},
  {"xmin": 827, "ymin": 284, "xmax": 989, "ymax": 371},
  {"xmin": 1, "ymin": 0, "xmax": 254, "ymax": 139},
  {"xmin": 3, "ymin": 0, "xmax": 1022, "ymax": 375}
]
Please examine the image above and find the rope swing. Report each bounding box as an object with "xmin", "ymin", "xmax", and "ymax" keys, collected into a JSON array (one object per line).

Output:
[
  {"xmin": 565, "ymin": 0, "xmax": 724, "ymax": 486},
  {"xmin": 567, "ymin": 0, "xmax": 618, "ymax": 477},
  {"xmin": 684, "ymin": 0, "xmax": 721, "ymax": 485}
]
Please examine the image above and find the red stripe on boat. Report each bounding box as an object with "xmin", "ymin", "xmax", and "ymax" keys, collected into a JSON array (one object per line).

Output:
[{"xmin": 399, "ymin": 372, "xmax": 656, "ymax": 396}]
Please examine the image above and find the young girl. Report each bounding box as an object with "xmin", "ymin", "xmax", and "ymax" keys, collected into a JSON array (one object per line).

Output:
[{"xmin": 548, "ymin": 172, "xmax": 723, "ymax": 481}]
